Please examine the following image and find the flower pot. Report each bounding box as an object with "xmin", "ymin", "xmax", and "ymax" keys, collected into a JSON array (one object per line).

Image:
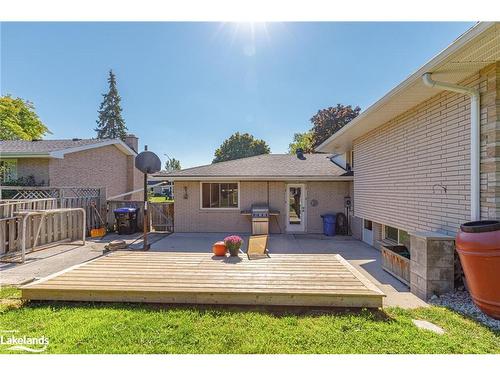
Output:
[
  {"xmin": 456, "ymin": 220, "xmax": 500, "ymax": 319},
  {"xmin": 228, "ymin": 247, "xmax": 240, "ymax": 257},
  {"xmin": 212, "ymin": 241, "xmax": 227, "ymax": 256}
]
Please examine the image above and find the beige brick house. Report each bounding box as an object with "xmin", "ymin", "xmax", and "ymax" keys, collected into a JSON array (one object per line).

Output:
[
  {"xmin": 167, "ymin": 153, "xmax": 353, "ymax": 234},
  {"xmin": 0, "ymin": 135, "xmax": 142, "ymax": 199},
  {"xmin": 316, "ymin": 22, "xmax": 500, "ymax": 299}
]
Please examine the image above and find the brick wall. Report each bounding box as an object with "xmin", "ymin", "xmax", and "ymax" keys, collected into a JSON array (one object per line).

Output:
[
  {"xmin": 49, "ymin": 145, "xmax": 141, "ymax": 198},
  {"xmin": 306, "ymin": 181, "xmax": 350, "ymax": 233},
  {"xmin": 353, "ymin": 63, "xmax": 499, "ymax": 235},
  {"xmin": 15, "ymin": 158, "xmax": 49, "ymax": 184},
  {"xmin": 173, "ymin": 180, "xmax": 349, "ymax": 233}
]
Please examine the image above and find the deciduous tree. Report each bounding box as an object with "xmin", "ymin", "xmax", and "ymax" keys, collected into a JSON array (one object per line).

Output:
[
  {"xmin": 310, "ymin": 104, "xmax": 360, "ymax": 147},
  {"xmin": 0, "ymin": 95, "xmax": 49, "ymax": 140},
  {"xmin": 165, "ymin": 158, "xmax": 181, "ymax": 172},
  {"xmin": 213, "ymin": 132, "xmax": 270, "ymax": 163},
  {"xmin": 288, "ymin": 131, "xmax": 314, "ymax": 154}
]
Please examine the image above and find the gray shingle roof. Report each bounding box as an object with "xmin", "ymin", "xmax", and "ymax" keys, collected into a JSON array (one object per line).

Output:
[
  {"xmin": 166, "ymin": 154, "xmax": 349, "ymax": 180},
  {"xmin": 0, "ymin": 139, "xmax": 110, "ymax": 153}
]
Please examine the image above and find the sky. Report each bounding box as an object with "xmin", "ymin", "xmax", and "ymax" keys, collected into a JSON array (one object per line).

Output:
[{"xmin": 1, "ymin": 22, "xmax": 474, "ymax": 168}]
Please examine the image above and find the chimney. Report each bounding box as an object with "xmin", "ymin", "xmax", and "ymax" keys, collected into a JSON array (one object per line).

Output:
[{"xmin": 124, "ymin": 133, "xmax": 138, "ymax": 153}]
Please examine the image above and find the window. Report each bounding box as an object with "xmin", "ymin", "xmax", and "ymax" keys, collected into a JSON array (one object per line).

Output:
[
  {"xmin": 364, "ymin": 219, "xmax": 372, "ymax": 231},
  {"xmin": 385, "ymin": 225, "xmax": 399, "ymax": 242},
  {"xmin": 384, "ymin": 225, "xmax": 410, "ymax": 248},
  {"xmin": 0, "ymin": 160, "xmax": 17, "ymax": 183},
  {"xmin": 201, "ymin": 182, "xmax": 238, "ymax": 209}
]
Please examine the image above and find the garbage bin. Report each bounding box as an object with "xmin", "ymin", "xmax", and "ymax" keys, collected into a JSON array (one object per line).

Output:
[
  {"xmin": 321, "ymin": 214, "xmax": 337, "ymax": 236},
  {"xmin": 114, "ymin": 207, "xmax": 140, "ymax": 235},
  {"xmin": 456, "ymin": 220, "xmax": 500, "ymax": 319}
]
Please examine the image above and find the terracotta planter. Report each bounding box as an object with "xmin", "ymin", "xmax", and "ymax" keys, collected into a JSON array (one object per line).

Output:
[
  {"xmin": 456, "ymin": 220, "xmax": 500, "ymax": 319},
  {"xmin": 212, "ymin": 241, "xmax": 227, "ymax": 256}
]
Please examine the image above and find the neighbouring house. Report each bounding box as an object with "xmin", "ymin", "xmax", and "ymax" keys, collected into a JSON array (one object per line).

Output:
[
  {"xmin": 148, "ymin": 172, "xmax": 174, "ymax": 198},
  {"xmin": 166, "ymin": 153, "xmax": 353, "ymax": 234},
  {"xmin": 0, "ymin": 134, "xmax": 142, "ymax": 199},
  {"xmin": 316, "ymin": 22, "xmax": 500, "ymax": 299}
]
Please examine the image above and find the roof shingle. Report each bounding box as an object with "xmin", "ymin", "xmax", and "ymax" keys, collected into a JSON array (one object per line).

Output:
[
  {"xmin": 0, "ymin": 139, "xmax": 110, "ymax": 153},
  {"xmin": 166, "ymin": 154, "xmax": 348, "ymax": 180}
]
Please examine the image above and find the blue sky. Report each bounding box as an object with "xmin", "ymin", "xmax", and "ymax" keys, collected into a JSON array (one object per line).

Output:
[{"xmin": 1, "ymin": 22, "xmax": 474, "ymax": 168}]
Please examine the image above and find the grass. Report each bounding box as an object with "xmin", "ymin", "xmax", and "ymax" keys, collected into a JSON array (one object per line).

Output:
[
  {"xmin": 148, "ymin": 196, "xmax": 173, "ymax": 203},
  {"xmin": 0, "ymin": 287, "xmax": 498, "ymax": 354}
]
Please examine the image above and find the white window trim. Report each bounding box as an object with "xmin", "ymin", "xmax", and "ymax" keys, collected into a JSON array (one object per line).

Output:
[{"xmin": 199, "ymin": 181, "xmax": 240, "ymax": 210}]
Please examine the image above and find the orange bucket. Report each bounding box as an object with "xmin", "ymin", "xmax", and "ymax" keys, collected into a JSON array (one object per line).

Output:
[{"xmin": 90, "ymin": 227, "xmax": 106, "ymax": 238}]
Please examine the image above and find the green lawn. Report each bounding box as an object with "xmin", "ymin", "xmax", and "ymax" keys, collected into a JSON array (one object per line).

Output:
[
  {"xmin": 148, "ymin": 196, "xmax": 173, "ymax": 203},
  {"xmin": 0, "ymin": 288, "xmax": 498, "ymax": 354}
]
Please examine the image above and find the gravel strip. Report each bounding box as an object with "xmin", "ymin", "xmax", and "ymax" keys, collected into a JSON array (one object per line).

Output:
[{"xmin": 430, "ymin": 290, "xmax": 500, "ymax": 331}]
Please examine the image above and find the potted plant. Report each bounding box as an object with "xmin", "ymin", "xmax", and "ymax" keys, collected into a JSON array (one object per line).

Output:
[{"xmin": 224, "ymin": 235, "xmax": 243, "ymax": 257}]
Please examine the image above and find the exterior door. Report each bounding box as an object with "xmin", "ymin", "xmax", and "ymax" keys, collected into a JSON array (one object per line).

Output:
[
  {"xmin": 362, "ymin": 219, "xmax": 374, "ymax": 246},
  {"xmin": 286, "ymin": 183, "xmax": 306, "ymax": 232}
]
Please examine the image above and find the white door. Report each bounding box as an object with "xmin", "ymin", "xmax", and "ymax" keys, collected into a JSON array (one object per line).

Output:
[
  {"xmin": 362, "ymin": 219, "xmax": 374, "ymax": 246},
  {"xmin": 286, "ymin": 183, "xmax": 306, "ymax": 232}
]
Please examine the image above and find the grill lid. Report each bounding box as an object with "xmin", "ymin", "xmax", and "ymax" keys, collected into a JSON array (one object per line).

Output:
[{"xmin": 251, "ymin": 204, "xmax": 270, "ymax": 217}]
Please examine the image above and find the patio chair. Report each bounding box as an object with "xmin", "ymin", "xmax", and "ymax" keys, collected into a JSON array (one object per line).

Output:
[{"xmin": 247, "ymin": 235, "xmax": 269, "ymax": 260}]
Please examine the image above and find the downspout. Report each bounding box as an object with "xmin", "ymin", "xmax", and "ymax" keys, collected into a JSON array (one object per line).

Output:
[{"xmin": 422, "ymin": 73, "xmax": 480, "ymax": 221}]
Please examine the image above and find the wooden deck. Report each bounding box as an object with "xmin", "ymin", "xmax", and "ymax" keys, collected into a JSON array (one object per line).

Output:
[{"xmin": 21, "ymin": 251, "xmax": 385, "ymax": 308}]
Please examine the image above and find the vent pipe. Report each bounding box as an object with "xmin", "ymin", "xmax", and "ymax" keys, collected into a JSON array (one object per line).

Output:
[
  {"xmin": 422, "ymin": 73, "xmax": 480, "ymax": 221},
  {"xmin": 296, "ymin": 148, "xmax": 305, "ymax": 160}
]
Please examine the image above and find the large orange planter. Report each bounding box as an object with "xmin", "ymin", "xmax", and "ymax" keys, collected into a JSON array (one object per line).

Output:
[
  {"xmin": 212, "ymin": 241, "xmax": 227, "ymax": 256},
  {"xmin": 456, "ymin": 220, "xmax": 500, "ymax": 319}
]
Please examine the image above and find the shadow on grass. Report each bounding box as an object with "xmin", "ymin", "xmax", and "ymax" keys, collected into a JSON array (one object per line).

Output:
[{"xmin": 19, "ymin": 299, "xmax": 393, "ymax": 322}]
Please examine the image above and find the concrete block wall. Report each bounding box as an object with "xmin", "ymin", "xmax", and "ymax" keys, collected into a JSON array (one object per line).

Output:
[
  {"xmin": 410, "ymin": 232, "xmax": 455, "ymax": 300},
  {"xmin": 350, "ymin": 215, "xmax": 362, "ymax": 240}
]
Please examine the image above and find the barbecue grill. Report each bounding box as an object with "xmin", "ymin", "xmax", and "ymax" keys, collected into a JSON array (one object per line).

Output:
[{"xmin": 251, "ymin": 204, "xmax": 269, "ymax": 235}]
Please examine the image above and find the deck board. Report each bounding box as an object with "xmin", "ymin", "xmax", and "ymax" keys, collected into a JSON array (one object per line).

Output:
[{"xmin": 21, "ymin": 251, "xmax": 385, "ymax": 308}]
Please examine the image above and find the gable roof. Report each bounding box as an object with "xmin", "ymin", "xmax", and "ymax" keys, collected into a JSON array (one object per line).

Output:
[
  {"xmin": 316, "ymin": 22, "xmax": 500, "ymax": 154},
  {"xmin": 166, "ymin": 154, "xmax": 352, "ymax": 181},
  {"xmin": 0, "ymin": 138, "xmax": 136, "ymax": 158}
]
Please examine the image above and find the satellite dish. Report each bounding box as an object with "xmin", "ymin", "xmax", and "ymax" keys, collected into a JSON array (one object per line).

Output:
[{"xmin": 135, "ymin": 150, "xmax": 161, "ymax": 174}]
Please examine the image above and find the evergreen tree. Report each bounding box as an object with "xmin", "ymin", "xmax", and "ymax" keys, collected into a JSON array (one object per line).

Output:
[{"xmin": 95, "ymin": 70, "xmax": 127, "ymax": 140}]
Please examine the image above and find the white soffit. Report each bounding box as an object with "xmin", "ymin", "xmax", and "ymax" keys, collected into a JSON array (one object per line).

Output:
[{"xmin": 316, "ymin": 22, "xmax": 500, "ymax": 154}]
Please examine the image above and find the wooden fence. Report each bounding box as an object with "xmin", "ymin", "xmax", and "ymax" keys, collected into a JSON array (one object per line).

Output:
[
  {"xmin": 0, "ymin": 199, "xmax": 84, "ymax": 258},
  {"xmin": 106, "ymin": 200, "xmax": 174, "ymax": 232},
  {"xmin": 0, "ymin": 186, "xmax": 106, "ymax": 232}
]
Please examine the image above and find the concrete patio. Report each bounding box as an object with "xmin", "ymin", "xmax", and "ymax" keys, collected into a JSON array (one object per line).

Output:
[{"xmin": 149, "ymin": 233, "xmax": 427, "ymax": 308}]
